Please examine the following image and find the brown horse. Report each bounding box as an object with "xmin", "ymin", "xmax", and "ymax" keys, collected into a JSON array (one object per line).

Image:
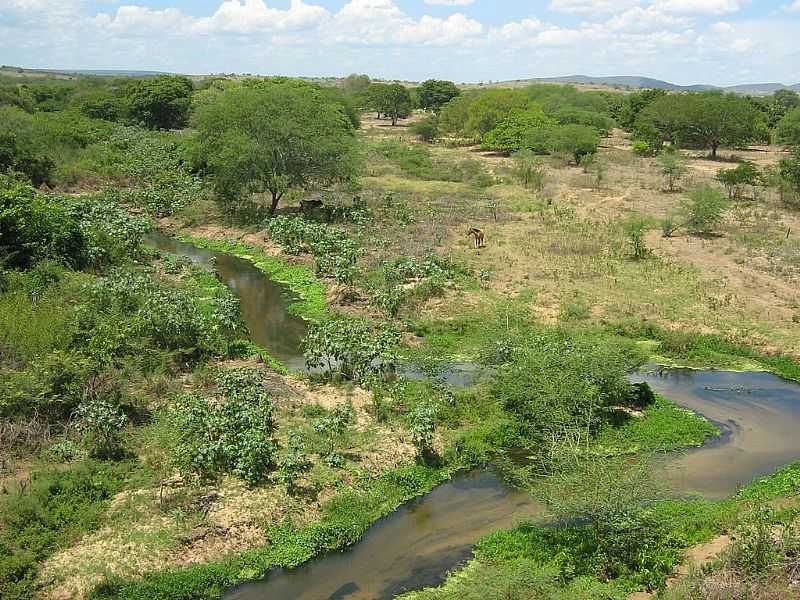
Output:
[{"xmin": 468, "ymin": 228, "xmax": 485, "ymax": 249}]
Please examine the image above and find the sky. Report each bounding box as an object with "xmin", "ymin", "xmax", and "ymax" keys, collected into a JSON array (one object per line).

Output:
[{"xmin": 1, "ymin": 0, "xmax": 800, "ymax": 86}]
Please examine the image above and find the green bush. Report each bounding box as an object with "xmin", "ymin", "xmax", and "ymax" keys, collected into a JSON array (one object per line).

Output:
[
  {"xmin": 716, "ymin": 161, "xmax": 762, "ymax": 200},
  {"xmin": 303, "ymin": 317, "xmax": 401, "ymax": 382},
  {"xmin": 0, "ymin": 462, "xmax": 131, "ymax": 600},
  {"xmin": 75, "ymin": 397, "xmax": 128, "ymax": 460},
  {"xmin": 162, "ymin": 368, "xmax": 277, "ymax": 485},
  {"xmin": 680, "ymin": 186, "xmax": 729, "ymax": 235},
  {"xmin": 0, "ymin": 177, "xmax": 85, "ymax": 269},
  {"xmin": 491, "ymin": 330, "xmax": 646, "ymax": 444}
]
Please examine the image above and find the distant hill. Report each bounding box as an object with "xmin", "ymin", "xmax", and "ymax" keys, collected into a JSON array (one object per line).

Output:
[
  {"xmin": 493, "ymin": 75, "xmax": 800, "ymax": 96},
  {"xmin": 0, "ymin": 66, "xmax": 173, "ymax": 79}
]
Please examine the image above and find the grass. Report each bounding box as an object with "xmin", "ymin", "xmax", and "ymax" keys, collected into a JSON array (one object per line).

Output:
[
  {"xmin": 593, "ymin": 395, "xmax": 719, "ymax": 455},
  {"xmin": 0, "ymin": 460, "xmax": 150, "ymax": 600},
  {"xmin": 174, "ymin": 234, "xmax": 328, "ymax": 322},
  {"xmin": 89, "ymin": 464, "xmax": 456, "ymax": 600}
]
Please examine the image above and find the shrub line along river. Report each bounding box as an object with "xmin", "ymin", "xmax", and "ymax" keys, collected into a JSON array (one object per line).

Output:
[{"xmin": 146, "ymin": 232, "xmax": 800, "ymax": 600}]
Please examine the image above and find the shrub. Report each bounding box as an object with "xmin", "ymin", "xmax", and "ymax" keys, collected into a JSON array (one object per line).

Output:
[
  {"xmin": 549, "ymin": 124, "xmax": 600, "ymax": 165},
  {"xmin": 275, "ymin": 432, "xmax": 312, "ymax": 493},
  {"xmin": 163, "ymin": 368, "xmax": 277, "ymax": 485},
  {"xmin": 680, "ymin": 186, "xmax": 729, "ymax": 235},
  {"xmin": 410, "ymin": 116, "xmax": 440, "ymax": 143},
  {"xmin": 511, "ymin": 150, "xmax": 546, "ymax": 191},
  {"xmin": 312, "ymin": 402, "xmax": 355, "ymax": 465},
  {"xmin": 716, "ymin": 161, "xmax": 762, "ymax": 200},
  {"xmin": 0, "ymin": 177, "xmax": 85, "ymax": 270},
  {"xmin": 623, "ymin": 217, "xmax": 651, "ymax": 260},
  {"xmin": 656, "ymin": 148, "xmax": 689, "ymax": 192},
  {"xmin": 74, "ymin": 397, "xmax": 128, "ymax": 460},
  {"xmin": 408, "ymin": 401, "xmax": 438, "ymax": 464},
  {"xmin": 632, "ymin": 140, "xmax": 654, "ymax": 157},
  {"xmin": 303, "ymin": 317, "xmax": 401, "ymax": 383}
]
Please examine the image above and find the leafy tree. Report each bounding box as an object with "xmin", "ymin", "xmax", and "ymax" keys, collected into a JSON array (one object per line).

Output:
[
  {"xmin": 553, "ymin": 108, "xmax": 615, "ymax": 136},
  {"xmin": 0, "ymin": 178, "xmax": 85, "ymax": 269},
  {"xmin": 464, "ymin": 89, "xmax": 532, "ymax": 138},
  {"xmin": 779, "ymin": 148, "xmax": 800, "ymax": 200},
  {"xmin": 123, "ymin": 75, "xmax": 193, "ymax": 130},
  {"xmin": 303, "ymin": 317, "xmax": 400, "ymax": 382},
  {"xmin": 619, "ymin": 88, "xmax": 668, "ymax": 129},
  {"xmin": 774, "ymin": 89, "xmax": 800, "ymax": 112},
  {"xmin": 549, "ymin": 124, "xmax": 600, "ymax": 164},
  {"xmin": 623, "ymin": 217, "xmax": 651, "ymax": 260},
  {"xmin": 418, "ymin": 79, "xmax": 461, "ymax": 113},
  {"xmin": 0, "ymin": 107, "xmax": 54, "ymax": 186},
  {"xmin": 656, "ymin": 148, "xmax": 689, "ymax": 192},
  {"xmin": 312, "ymin": 402, "xmax": 355, "ymax": 466},
  {"xmin": 642, "ymin": 92, "xmax": 764, "ymax": 158},
  {"xmin": 777, "ymin": 107, "xmax": 800, "ymax": 146},
  {"xmin": 535, "ymin": 451, "xmax": 666, "ymax": 584},
  {"xmin": 74, "ymin": 397, "xmax": 128, "ymax": 460},
  {"xmin": 275, "ymin": 432, "xmax": 312, "ymax": 493},
  {"xmin": 373, "ymin": 83, "xmax": 413, "ymax": 126},
  {"xmin": 717, "ymin": 161, "xmax": 762, "ymax": 200},
  {"xmin": 191, "ymin": 84, "xmax": 360, "ymax": 215},
  {"xmin": 680, "ymin": 186, "xmax": 729, "ymax": 234},
  {"xmin": 481, "ymin": 108, "xmax": 555, "ymax": 153},
  {"xmin": 437, "ymin": 93, "xmax": 475, "ymax": 136},
  {"xmin": 634, "ymin": 94, "xmax": 691, "ymax": 151},
  {"xmin": 164, "ymin": 369, "xmax": 277, "ymax": 485},
  {"xmin": 410, "ymin": 115, "xmax": 440, "ymax": 143}
]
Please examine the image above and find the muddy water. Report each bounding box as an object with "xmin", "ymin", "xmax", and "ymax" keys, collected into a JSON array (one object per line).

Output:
[
  {"xmin": 145, "ymin": 232, "xmax": 308, "ymax": 370},
  {"xmin": 634, "ymin": 368, "xmax": 800, "ymax": 500},
  {"xmin": 147, "ymin": 234, "xmax": 800, "ymax": 599}
]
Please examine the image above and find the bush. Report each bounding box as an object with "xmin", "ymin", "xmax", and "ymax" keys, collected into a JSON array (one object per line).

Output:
[
  {"xmin": 491, "ymin": 330, "xmax": 645, "ymax": 444},
  {"xmin": 511, "ymin": 150, "xmax": 546, "ymax": 191},
  {"xmin": 303, "ymin": 317, "xmax": 401, "ymax": 382},
  {"xmin": 549, "ymin": 124, "xmax": 600, "ymax": 165},
  {"xmin": 266, "ymin": 215, "xmax": 361, "ymax": 284},
  {"xmin": 410, "ymin": 116, "xmax": 440, "ymax": 143},
  {"xmin": 0, "ymin": 177, "xmax": 85, "ymax": 269},
  {"xmin": 163, "ymin": 368, "xmax": 277, "ymax": 485},
  {"xmin": 632, "ymin": 140, "xmax": 654, "ymax": 157},
  {"xmin": 680, "ymin": 186, "xmax": 729, "ymax": 235},
  {"xmin": 656, "ymin": 148, "xmax": 688, "ymax": 192},
  {"xmin": 0, "ymin": 462, "xmax": 129, "ymax": 600},
  {"xmin": 408, "ymin": 401, "xmax": 438, "ymax": 463},
  {"xmin": 716, "ymin": 161, "xmax": 762, "ymax": 200},
  {"xmin": 74, "ymin": 397, "xmax": 128, "ymax": 460},
  {"xmin": 623, "ymin": 217, "xmax": 651, "ymax": 260}
]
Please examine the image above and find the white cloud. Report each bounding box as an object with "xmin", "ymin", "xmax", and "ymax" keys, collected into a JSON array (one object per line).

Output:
[
  {"xmin": 785, "ymin": 0, "xmax": 800, "ymax": 11},
  {"xmin": 606, "ymin": 6, "xmax": 689, "ymax": 32},
  {"xmin": 548, "ymin": 0, "xmax": 640, "ymax": 14},
  {"xmin": 653, "ymin": 0, "xmax": 748, "ymax": 15},
  {"xmin": 193, "ymin": 0, "xmax": 329, "ymax": 34},
  {"xmin": 424, "ymin": 0, "xmax": 474, "ymax": 5}
]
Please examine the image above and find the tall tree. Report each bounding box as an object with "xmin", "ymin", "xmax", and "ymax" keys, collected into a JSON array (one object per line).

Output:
[
  {"xmin": 191, "ymin": 84, "xmax": 360, "ymax": 215},
  {"xmin": 417, "ymin": 79, "xmax": 461, "ymax": 113},
  {"xmin": 777, "ymin": 107, "xmax": 800, "ymax": 147},
  {"xmin": 123, "ymin": 75, "xmax": 194, "ymax": 130},
  {"xmin": 679, "ymin": 92, "xmax": 765, "ymax": 158},
  {"xmin": 372, "ymin": 83, "xmax": 413, "ymax": 126}
]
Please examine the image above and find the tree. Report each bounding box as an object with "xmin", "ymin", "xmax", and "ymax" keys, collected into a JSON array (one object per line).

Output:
[
  {"xmin": 656, "ymin": 148, "xmax": 689, "ymax": 192},
  {"xmin": 619, "ymin": 88, "xmax": 668, "ymax": 129},
  {"xmin": 418, "ymin": 79, "xmax": 461, "ymax": 113},
  {"xmin": 0, "ymin": 107, "xmax": 54, "ymax": 186},
  {"xmin": 780, "ymin": 148, "xmax": 800, "ymax": 202},
  {"xmin": 123, "ymin": 75, "xmax": 194, "ymax": 130},
  {"xmin": 680, "ymin": 186, "xmax": 729, "ymax": 234},
  {"xmin": 410, "ymin": 115, "xmax": 439, "ymax": 142},
  {"xmin": 717, "ymin": 161, "xmax": 762, "ymax": 200},
  {"xmin": 685, "ymin": 93, "xmax": 763, "ymax": 158},
  {"xmin": 464, "ymin": 89, "xmax": 532, "ymax": 138},
  {"xmin": 371, "ymin": 83, "xmax": 413, "ymax": 126},
  {"xmin": 550, "ymin": 124, "xmax": 600, "ymax": 165},
  {"xmin": 481, "ymin": 108, "xmax": 555, "ymax": 153},
  {"xmin": 777, "ymin": 107, "xmax": 800, "ymax": 147},
  {"xmin": 191, "ymin": 84, "xmax": 360, "ymax": 215}
]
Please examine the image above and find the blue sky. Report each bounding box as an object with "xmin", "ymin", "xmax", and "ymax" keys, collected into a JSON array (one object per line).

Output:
[{"xmin": 2, "ymin": 1, "xmax": 800, "ymax": 85}]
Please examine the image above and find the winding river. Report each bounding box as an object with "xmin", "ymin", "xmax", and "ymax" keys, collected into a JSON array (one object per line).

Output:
[{"xmin": 147, "ymin": 233, "xmax": 800, "ymax": 600}]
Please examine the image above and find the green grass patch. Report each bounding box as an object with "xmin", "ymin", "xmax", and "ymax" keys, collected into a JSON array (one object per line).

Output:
[
  {"xmin": 89, "ymin": 464, "xmax": 456, "ymax": 600},
  {"xmin": 0, "ymin": 460, "xmax": 148, "ymax": 600},
  {"xmin": 593, "ymin": 396, "xmax": 720, "ymax": 455},
  {"xmin": 175, "ymin": 234, "xmax": 328, "ymax": 322}
]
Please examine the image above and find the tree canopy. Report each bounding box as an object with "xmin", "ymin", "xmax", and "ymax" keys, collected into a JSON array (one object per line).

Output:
[
  {"xmin": 191, "ymin": 83, "xmax": 360, "ymax": 215},
  {"xmin": 777, "ymin": 108, "xmax": 800, "ymax": 147},
  {"xmin": 123, "ymin": 75, "xmax": 194, "ymax": 130},
  {"xmin": 370, "ymin": 83, "xmax": 414, "ymax": 126},
  {"xmin": 482, "ymin": 108, "xmax": 555, "ymax": 153},
  {"xmin": 418, "ymin": 79, "xmax": 461, "ymax": 113}
]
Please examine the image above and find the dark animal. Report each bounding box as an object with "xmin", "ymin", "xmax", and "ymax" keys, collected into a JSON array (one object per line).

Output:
[{"xmin": 468, "ymin": 227, "xmax": 485, "ymax": 249}]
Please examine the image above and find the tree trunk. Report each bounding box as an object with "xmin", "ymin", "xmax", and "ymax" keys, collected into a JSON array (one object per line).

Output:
[
  {"xmin": 711, "ymin": 144, "xmax": 718, "ymax": 159},
  {"xmin": 391, "ymin": 113, "xmax": 398, "ymax": 126},
  {"xmin": 269, "ymin": 191, "xmax": 282, "ymax": 215}
]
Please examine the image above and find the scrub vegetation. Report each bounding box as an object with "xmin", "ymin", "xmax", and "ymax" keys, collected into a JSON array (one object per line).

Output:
[{"xmin": 2, "ymin": 71, "xmax": 800, "ymax": 600}]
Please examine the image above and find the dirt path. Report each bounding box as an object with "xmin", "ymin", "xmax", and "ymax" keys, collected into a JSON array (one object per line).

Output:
[{"xmin": 628, "ymin": 535, "xmax": 732, "ymax": 600}]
